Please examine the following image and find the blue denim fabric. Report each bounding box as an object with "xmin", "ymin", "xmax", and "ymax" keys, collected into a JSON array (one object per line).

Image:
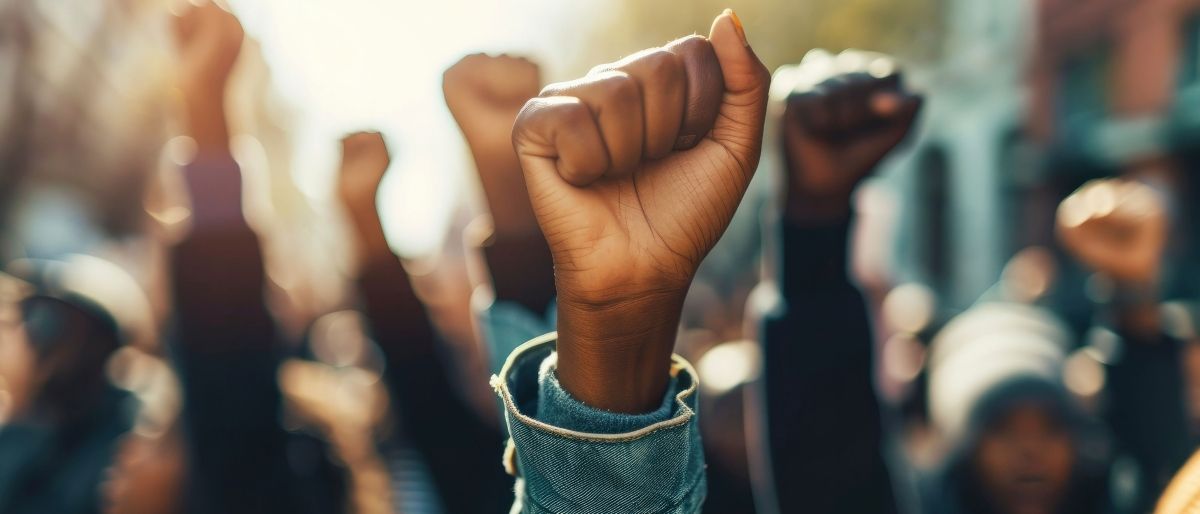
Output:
[
  {"xmin": 492, "ymin": 333, "xmax": 707, "ymax": 514},
  {"xmin": 536, "ymin": 354, "xmax": 684, "ymax": 434}
]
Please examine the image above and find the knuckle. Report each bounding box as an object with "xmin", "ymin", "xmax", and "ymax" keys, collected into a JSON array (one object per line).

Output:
[
  {"xmin": 538, "ymin": 81, "xmax": 569, "ymax": 98},
  {"xmin": 665, "ymin": 35, "xmax": 709, "ymax": 57},
  {"xmin": 513, "ymin": 98, "xmax": 556, "ymax": 133},
  {"xmin": 592, "ymin": 72, "xmax": 640, "ymax": 104},
  {"xmin": 634, "ymin": 49, "xmax": 682, "ymax": 82}
]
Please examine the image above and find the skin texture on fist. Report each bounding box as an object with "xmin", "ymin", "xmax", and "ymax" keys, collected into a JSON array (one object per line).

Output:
[
  {"xmin": 1056, "ymin": 178, "xmax": 1167, "ymax": 285},
  {"xmin": 781, "ymin": 50, "xmax": 922, "ymax": 223},
  {"xmin": 512, "ymin": 10, "xmax": 770, "ymax": 412}
]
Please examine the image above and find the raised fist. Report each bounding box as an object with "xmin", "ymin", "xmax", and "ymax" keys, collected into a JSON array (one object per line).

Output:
[
  {"xmin": 173, "ymin": 1, "xmax": 244, "ymax": 97},
  {"xmin": 444, "ymin": 54, "xmax": 541, "ymax": 145},
  {"xmin": 779, "ymin": 50, "xmax": 922, "ymax": 222},
  {"xmin": 443, "ymin": 54, "xmax": 542, "ymax": 236},
  {"xmin": 512, "ymin": 10, "xmax": 770, "ymax": 411},
  {"xmin": 336, "ymin": 132, "xmax": 393, "ymax": 261},
  {"xmin": 337, "ymin": 131, "xmax": 391, "ymax": 210},
  {"xmin": 1056, "ymin": 178, "xmax": 1167, "ymax": 284}
]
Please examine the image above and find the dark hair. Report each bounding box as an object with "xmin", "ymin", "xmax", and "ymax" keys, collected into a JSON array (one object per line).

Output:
[{"xmin": 20, "ymin": 295, "xmax": 121, "ymax": 423}]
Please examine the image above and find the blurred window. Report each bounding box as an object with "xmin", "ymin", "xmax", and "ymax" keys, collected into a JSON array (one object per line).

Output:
[
  {"xmin": 917, "ymin": 146, "xmax": 951, "ymax": 293},
  {"xmin": 999, "ymin": 128, "xmax": 1039, "ymax": 252}
]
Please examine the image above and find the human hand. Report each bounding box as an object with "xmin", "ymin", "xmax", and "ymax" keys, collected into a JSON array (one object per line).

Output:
[
  {"xmin": 780, "ymin": 50, "xmax": 922, "ymax": 223},
  {"xmin": 512, "ymin": 10, "xmax": 770, "ymax": 412}
]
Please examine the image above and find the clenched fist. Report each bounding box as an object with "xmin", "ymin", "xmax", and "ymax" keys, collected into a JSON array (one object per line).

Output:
[
  {"xmin": 513, "ymin": 10, "xmax": 770, "ymax": 412},
  {"xmin": 780, "ymin": 50, "xmax": 922, "ymax": 222},
  {"xmin": 1056, "ymin": 179, "xmax": 1167, "ymax": 285},
  {"xmin": 336, "ymin": 132, "xmax": 393, "ymax": 263}
]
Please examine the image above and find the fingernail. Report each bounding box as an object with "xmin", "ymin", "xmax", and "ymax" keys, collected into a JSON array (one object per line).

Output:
[{"xmin": 724, "ymin": 8, "xmax": 748, "ymax": 47}]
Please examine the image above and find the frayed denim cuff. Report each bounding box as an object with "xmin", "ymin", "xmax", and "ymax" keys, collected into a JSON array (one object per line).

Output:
[
  {"xmin": 492, "ymin": 333, "xmax": 707, "ymax": 513},
  {"xmin": 535, "ymin": 352, "xmax": 683, "ymax": 434}
]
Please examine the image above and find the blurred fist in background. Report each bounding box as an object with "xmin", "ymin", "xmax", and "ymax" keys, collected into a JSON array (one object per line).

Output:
[
  {"xmin": 172, "ymin": 1, "xmax": 244, "ymax": 152},
  {"xmin": 173, "ymin": 1, "xmax": 243, "ymax": 95},
  {"xmin": 443, "ymin": 54, "xmax": 542, "ymax": 236},
  {"xmin": 779, "ymin": 50, "xmax": 922, "ymax": 223},
  {"xmin": 337, "ymin": 131, "xmax": 391, "ymax": 211},
  {"xmin": 1056, "ymin": 178, "xmax": 1167, "ymax": 285},
  {"xmin": 336, "ymin": 131, "xmax": 393, "ymax": 261}
]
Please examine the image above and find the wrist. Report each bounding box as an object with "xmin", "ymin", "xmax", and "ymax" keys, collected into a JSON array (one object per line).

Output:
[
  {"xmin": 183, "ymin": 90, "xmax": 231, "ymax": 154},
  {"xmin": 555, "ymin": 288, "xmax": 687, "ymax": 414},
  {"xmin": 784, "ymin": 192, "xmax": 853, "ymax": 224},
  {"xmin": 346, "ymin": 205, "xmax": 391, "ymax": 263},
  {"xmin": 1093, "ymin": 275, "xmax": 1162, "ymax": 339}
]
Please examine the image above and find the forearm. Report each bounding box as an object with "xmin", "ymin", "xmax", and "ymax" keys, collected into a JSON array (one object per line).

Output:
[
  {"xmin": 172, "ymin": 155, "xmax": 275, "ymax": 352},
  {"xmin": 355, "ymin": 252, "xmax": 513, "ymax": 513},
  {"xmin": 756, "ymin": 216, "xmax": 897, "ymax": 513},
  {"xmin": 183, "ymin": 89, "xmax": 231, "ymax": 156},
  {"xmin": 1104, "ymin": 300, "xmax": 1191, "ymax": 508}
]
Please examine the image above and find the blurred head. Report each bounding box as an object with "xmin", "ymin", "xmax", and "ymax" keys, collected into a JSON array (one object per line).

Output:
[
  {"xmin": 1, "ymin": 255, "xmax": 155, "ymax": 423},
  {"xmin": 928, "ymin": 302, "xmax": 1088, "ymax": 514},
  {"xmin": 15, "ymin": 295, "xmax": 121, "ymax": 423},
  {"xmin": 971, "ymin": 403, "xmax": 1075, "ymax": 514}
]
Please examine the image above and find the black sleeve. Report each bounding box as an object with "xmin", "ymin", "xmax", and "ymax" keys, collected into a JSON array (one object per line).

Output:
[
  {"xmin": 355, "ymin": 252, "xmax": 514, "ymax": 513},
  {"xmin": 481, "ymin": 231, "xmax": 556, "ymax": 315},
  {"xmin": 757, "ymin": 217, "xmax": 898, "ymax": 514},
  {"xmin": 169, "ymin": 158, "xmax": 320, "ymax": 514},
  {"xmin": 1105, "ymin": 327, "xmax": 1192, "ymax": 512}
]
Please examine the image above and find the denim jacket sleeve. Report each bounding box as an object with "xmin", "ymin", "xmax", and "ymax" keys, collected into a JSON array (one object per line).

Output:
[{"xmin": 491, "ymin": 332, "xmax": 707, "ymax": 514}]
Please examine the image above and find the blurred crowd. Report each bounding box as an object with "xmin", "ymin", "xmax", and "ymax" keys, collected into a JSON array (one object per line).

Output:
[{"xmin": 0, "ymin": 1, "xmax": 1199, "ymax": 514}]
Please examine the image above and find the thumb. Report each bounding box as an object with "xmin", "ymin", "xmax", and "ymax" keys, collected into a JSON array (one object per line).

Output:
[{"xmin": 707, "ymin": 9, "xmax": 770, "ymax": 165}]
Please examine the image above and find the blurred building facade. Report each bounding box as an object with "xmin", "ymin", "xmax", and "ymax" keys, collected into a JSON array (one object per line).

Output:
[
  {"xmin": 885, "ymin": 0, "xmax": 1035, "ymax": 309},
  {"xmin": 888, "ymin": 0, "xmax": 1200, "ymax": 312}
]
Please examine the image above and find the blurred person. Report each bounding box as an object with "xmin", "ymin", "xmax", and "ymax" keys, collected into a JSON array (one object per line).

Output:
[
  {"xmin": 908, "ymin": 178, "xmax": 1191, "ymax": 514},
  {"xmin": 442, "ymin": 53, "xmax": 559, "ymax": 382},
  {"xmin": 335, "ymin": 130, "xmax": 514, "ymax": 513},
  {"xmin": 922, "ymin": 302, "xmax": 1106, "ymax": 514},
  {"xmin": 0, "ymin": 254, "xmax": 155, "ymax": 514},
  {"xmin": 489, "ymin": 9, "xmax": 769, "ymax": 512},
  {"xmin": 1056, "ymin": 178, "xmax": 1192, "ymax": 511},
  {"xmin": 277, "ymin": 315, "xmax": 395, "ymax": 514},
  {"xmin": 166, "ymin": 3, "xmax": 350, "ymax": 513},
  {"xmin": 745, "ymin": 49, "xmax": 922, "ymax": 514},
  {"xmin": 99, "ymin": 341, "xmax": 387, "ymax": 514}
]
